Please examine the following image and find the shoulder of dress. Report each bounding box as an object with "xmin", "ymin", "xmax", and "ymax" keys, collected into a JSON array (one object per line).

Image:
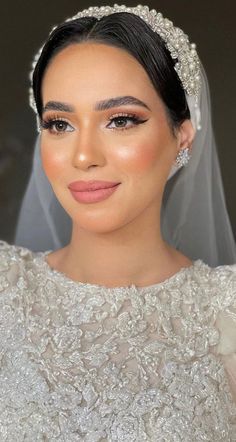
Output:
[
  {"xmin": 210, "ymin": 262, "xmax": 236, "ymax": 277},
  {"xmin": 0, "ymin": 240, "xmax": 44, "ymax": 306},
  {"xmin": 189, "ymin": 261, "xmax": 236, "ymax": 300},
  {"xmin": 0, "ymin": 239, "xmax": 14, "ymax": 252},
  {"xmin": 183, "ymin": 261, "xmax": 236, "ymax": 328},
  {"xmin": 205, "ymin": 262, "xmax": 236, "ymax": 294},
  {"xmin": 0, "ymin": 240, "xmax": 35, "ymax": 285},
  {"xmin": 0, "ymin": 240, "xmax": 33, "ymax": 261},
  {"xmin": 0, "ymin": 240, "xmax": 16, "ymax": 263}
]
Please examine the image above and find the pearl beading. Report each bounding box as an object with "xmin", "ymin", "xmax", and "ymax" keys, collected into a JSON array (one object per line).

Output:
[{"xmin": 29, "ymin": 3, "xmax": 202, "ymax": 130}]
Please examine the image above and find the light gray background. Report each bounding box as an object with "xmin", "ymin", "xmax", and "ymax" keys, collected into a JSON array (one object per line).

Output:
[{"xmin": 0, "ymin": 0, "xmax": 235, "ymax": 242}]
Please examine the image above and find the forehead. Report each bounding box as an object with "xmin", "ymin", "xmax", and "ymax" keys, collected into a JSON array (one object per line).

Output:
[{"xmin": 42, "ymin": 42, "xmax": 159, "ymax": 103}]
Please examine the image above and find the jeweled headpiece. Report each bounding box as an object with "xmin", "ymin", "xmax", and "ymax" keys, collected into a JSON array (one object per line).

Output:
[{"xmin": 29, "ymin": 4, "xmax": 202, "ymax": 129}]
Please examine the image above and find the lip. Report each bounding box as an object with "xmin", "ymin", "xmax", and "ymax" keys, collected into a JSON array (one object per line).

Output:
[
  {"xmin": 68, "ymin": 180, "xmax": 120, "ymax": 192},
  {"xmin": 68, "ymin": 180, "xmax": 121, "ymax": 204}
]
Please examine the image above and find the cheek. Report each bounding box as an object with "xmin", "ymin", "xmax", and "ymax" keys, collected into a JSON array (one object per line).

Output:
[
  {"xmin": 131, "ymin": 145, "xmax": 158, "ymax": 173},
  {"xmin": 40, "ymin": 142, "xmax": 67, "ymax": 182},
  {"xmin": 112, "ymin": 139, "xmax": 166, "ymax": 176}
]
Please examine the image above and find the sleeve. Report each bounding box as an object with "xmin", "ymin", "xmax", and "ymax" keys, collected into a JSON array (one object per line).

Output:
[{"xmin": 214, "ymin": 264, "xmax": 236, "ymax": 402}]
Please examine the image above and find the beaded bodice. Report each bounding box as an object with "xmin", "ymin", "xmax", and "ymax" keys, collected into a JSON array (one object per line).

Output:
[{"xmin": 0, "ymin": 241, "xmax": 236, "ymax": 441}]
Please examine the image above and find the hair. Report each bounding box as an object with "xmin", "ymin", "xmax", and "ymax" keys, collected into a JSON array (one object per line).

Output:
[{"xmin": 32, "ymin": 12, "xmax": 190, "ymax": 130}]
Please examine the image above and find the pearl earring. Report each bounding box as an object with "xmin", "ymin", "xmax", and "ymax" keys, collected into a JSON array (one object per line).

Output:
[{"xmin": 175, "ymin": 147, "xmax": 191, "ymax": 167}]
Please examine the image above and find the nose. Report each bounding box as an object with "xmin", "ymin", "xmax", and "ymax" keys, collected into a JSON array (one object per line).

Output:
[{"xmin": 72, "ymin": 127, "xmax": 106, "ymax": 170}]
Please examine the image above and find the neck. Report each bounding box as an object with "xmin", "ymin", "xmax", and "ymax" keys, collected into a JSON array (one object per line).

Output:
[{"xmin": 50, "ymin": 205, "xmax": 192, "ymax": 288}]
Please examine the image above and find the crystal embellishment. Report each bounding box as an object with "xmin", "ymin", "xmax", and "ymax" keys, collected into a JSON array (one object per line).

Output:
[
  {"xmin": 175, "ymin": 147, "xmax": 191, "ymax": 167},
  {"xmin": 29, "ymin": 3, "xmax": 202, "ymax": 116}
]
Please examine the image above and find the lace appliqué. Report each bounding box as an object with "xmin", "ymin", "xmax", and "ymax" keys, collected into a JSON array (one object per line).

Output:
[{"xmin": 0, "ymin": 240, "xmax": 236, "ymax": 441}]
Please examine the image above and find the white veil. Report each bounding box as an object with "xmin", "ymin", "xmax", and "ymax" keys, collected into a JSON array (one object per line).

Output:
[{"xmin": 15, "ymin": 65, "xmax": 236, "ymax": 266}]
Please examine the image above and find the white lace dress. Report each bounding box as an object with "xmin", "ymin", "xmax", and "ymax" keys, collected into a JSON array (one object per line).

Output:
[{"xmin": 0, "ymin": 240, "xmax": 236, "ymax": 441}]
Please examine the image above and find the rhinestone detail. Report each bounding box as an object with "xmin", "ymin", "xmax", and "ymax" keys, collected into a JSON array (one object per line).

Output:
[
  {"xmin": 175, "ymin": 147, "xmax": 191, "ymax": 167},
  {"xmin": 29, "ymin": 4, "xmax": 201, "ymax": 116}
]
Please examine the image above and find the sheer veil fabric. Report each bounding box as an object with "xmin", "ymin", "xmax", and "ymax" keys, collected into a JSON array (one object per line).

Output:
[
  {"xmin": 15, "ymin": 65, "xmax": 236, "ymax": 266},
  {"xmin": 161, "ymin": 65, "xmax": 236, "ymax": 266}
]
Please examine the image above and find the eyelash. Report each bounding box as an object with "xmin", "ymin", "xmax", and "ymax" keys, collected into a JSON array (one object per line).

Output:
[
  {"xmin": 108, "ymin": 113, "xmax": 147, "ymax": 131},
  {"xmin": 41, "ymin": 117, "xmax": 73, "ymax": 136},
  {"xmin": 40, "ymin": 112, "xmax": 148, "ymax": 135}
]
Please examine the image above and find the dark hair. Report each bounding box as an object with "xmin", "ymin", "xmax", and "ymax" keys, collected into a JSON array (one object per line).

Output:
[{"xmin": 32, "ymin": 12, "xmax": 190, "ymax": 130}]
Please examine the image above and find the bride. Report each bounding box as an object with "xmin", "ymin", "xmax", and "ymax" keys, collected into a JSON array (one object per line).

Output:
[{"xmin": 1, "ymin": 4, "xmax": 236, "ymax": 440}]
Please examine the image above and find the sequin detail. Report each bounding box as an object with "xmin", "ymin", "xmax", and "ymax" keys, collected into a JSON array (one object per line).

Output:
[{"xmin": 0, "ymin": 240, "xmax": 236, "ymax": 441}]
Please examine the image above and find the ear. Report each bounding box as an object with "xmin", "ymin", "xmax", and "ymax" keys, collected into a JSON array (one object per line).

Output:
[{"xmin": 176, "ymin": 119, "xmax": 196, "ymax": 153}]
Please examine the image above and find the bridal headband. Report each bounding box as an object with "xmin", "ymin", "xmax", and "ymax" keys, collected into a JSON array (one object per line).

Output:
[{"xmin": 29, "ymin": 3, "xmax": 202, "ymax": 130}]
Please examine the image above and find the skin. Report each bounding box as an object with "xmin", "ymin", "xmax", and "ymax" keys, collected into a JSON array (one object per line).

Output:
[{"xmin": 41, "ymin": 42, "xmax": 195, "ymax": 288}]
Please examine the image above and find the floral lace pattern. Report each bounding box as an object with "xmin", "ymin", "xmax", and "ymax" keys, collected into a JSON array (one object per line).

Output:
[{"xmin": 0, "ymin": 240, "xmax": 236, "ymax": 441}]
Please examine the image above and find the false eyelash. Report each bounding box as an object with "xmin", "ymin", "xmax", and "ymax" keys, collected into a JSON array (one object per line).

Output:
[
  {"xmin": 107, "ymin": 113, "xmax": 148, "ymax": 130},
  {"xmin": 40, "ymin": 117, "xmax": 69, "ymax": 130}
]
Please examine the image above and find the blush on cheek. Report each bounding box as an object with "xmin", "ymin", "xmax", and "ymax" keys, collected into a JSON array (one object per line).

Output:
[
  {"xmin": 116, "ymin": 142, "xmax": 162, "ymax": 174},
  {"xmin": 41, "ymin": 149, "xmax": 65, "ymax": 181}
]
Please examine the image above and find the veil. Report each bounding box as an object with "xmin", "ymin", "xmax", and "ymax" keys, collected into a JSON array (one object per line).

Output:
[{"xmin": 15, "ymin": 65, "xmax": 236, "ymax": 266}]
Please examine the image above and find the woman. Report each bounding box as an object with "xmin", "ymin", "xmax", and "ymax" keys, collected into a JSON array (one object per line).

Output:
[{"xmin": 1, "ymin": 4, "xmax": 236, "ymax": 440}]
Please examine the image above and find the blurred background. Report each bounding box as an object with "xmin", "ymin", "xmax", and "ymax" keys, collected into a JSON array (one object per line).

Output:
[{"xmin": 0, "ymin": 0, "xmax": 235, "ymax": 243}]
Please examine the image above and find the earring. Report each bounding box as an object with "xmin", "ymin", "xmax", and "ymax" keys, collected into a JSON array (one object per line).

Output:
[{"xmin": 175, "ymin": 147, "xmax": 191, "ymax": 167}]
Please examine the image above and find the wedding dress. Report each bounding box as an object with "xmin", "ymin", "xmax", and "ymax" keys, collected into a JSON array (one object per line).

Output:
[{"xmin": 1, "ymin": 240, "xmax": 236, "ymax": 441}]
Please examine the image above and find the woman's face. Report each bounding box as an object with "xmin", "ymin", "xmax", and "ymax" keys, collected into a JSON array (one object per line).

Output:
[{"xmin": 41, "ymin": 42, "xmax": 191, "ymax": 233}]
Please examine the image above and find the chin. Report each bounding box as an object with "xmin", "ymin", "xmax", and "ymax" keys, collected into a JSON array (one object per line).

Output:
[
  {"xmin": 73, "ymin": 215, "xmax": 126, "ymax": 234},
  {"xmin": 56, "ymin": 190, "xmax": 146, "ymax": 235}
]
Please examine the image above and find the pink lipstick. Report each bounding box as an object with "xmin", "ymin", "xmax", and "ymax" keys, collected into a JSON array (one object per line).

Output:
[{"xmin": 68, "ymin": 180, "xmax": 120, "ymax": 203}]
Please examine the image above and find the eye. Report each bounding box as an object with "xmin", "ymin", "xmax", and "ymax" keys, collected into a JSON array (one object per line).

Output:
[
  {"xmin": 107, "ymin": 113, "xmax": 148, "ymax": 131},
  {"xmin": 41, "ymin": 118, "xmax": 74, "ymax": 134}
]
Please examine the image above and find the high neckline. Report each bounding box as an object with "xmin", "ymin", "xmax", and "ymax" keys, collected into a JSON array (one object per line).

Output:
[{"xmin": 35, "ymin": 251, "xmax": 206, "ymax": 293}]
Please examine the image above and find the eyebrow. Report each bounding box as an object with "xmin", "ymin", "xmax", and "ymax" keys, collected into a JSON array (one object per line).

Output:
[{"xmin": 42, "ymin": 95, "xmax": 151, "ymax": 114}]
